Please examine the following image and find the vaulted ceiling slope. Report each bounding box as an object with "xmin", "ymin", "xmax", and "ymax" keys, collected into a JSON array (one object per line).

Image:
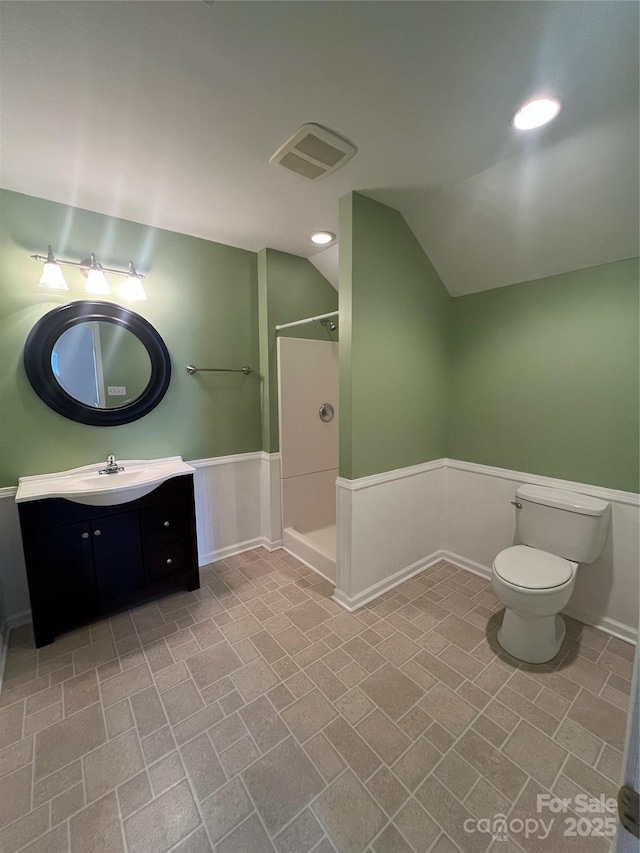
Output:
[{"xmin": 1, "ymin": 2, "xmax": 637, "ymax": 296}]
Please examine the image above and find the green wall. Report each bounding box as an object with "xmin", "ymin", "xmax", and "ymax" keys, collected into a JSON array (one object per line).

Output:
[
  {"xmin": 258, "ymin": 248, "xmax": 338, "ymax": 452},
  {"xmin": 449, "ymin": 258, "xmax": 640, "ymax": 492},
  {"xmin": 0, "ymin": 189, "xmax": 261, "ymax": 486},
  {"xmin": 339, "ymin": 192, "xmax": 451, "ymax": 479}
]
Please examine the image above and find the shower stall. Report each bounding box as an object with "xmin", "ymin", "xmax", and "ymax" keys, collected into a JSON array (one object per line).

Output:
[{"xmin": 277, "ymin": 316, "xmax": 338, "ymax": 583}]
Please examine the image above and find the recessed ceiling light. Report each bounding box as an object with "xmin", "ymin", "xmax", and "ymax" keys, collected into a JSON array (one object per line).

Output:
[
  {"xmin": 311, "ymin": 232, "xmax": 335, "ymax": 245},
  {"xmin": 512, "ymin": 97, "xmax": 561, "ymax": 130}
]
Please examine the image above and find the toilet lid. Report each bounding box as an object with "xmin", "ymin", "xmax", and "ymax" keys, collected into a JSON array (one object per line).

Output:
[{"xmin": 494, "ymin": 545, "xmax": 574, "ymax": 589}]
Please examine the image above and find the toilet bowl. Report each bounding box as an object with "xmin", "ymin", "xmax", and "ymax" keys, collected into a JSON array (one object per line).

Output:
[
  {"xmin": 491, "ymin": 485, "xmax": 610, "ymax": 665},
  {"xmin": 492, "ymin": 545, "xmax": 577, "ymax": 663}
]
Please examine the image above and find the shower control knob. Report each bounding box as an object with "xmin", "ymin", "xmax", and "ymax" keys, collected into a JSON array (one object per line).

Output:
[
  {"xmin": 166, "ymin": 558, "xmax": 173, "ymax": 565},
  {"xmin": 319, "ymin": 403, "xmax": 335, "ymax": 423},
  {"xmin": 163, "ymin": 521, "xmax": 170, "ymax": 527}
]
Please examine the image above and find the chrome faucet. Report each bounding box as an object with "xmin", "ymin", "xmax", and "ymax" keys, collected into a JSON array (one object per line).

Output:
[{"xmin": 99, "ymin": 454, "xmax": 124, "ymax": 475}]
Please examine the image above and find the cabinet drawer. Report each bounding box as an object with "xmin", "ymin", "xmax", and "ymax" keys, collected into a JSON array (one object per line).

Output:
[
  {"xmin": 140, "ymin": 502, "xmax": 189, "ymax": 547},
  {"xmin": 144, "ymin": 540, "xmax": 187, "ymax": 581}
]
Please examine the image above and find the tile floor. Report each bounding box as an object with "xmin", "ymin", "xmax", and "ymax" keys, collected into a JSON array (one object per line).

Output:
[{"xmin": 0, "ymin": 549, "xmax": 634, "ymax": 853}]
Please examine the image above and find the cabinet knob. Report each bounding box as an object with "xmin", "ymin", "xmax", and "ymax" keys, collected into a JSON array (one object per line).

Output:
[
  {"xmin": 166, "ymin": 558, "xmax": 173, "ymax": 565},
  {"xmin": 82, "ymin": 532, "xmax": 89, "ymax": 539},
  {"xmin": 163, "ymin": 521, "xmax": 170, "ymax": 528},
  {"xmin": 94, "ymin": 530, "xmax": 101, "ymax": 536}
]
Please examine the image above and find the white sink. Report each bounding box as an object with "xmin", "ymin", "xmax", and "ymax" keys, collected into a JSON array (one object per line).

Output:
[{"xmin": 15, "ymin": 457, "xmax": 196, "ymax": 506}]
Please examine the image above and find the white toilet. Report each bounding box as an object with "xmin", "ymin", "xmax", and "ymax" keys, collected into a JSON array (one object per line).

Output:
[{"xmin": 492, "ymin": 485, "xmax": 610, "ymax": 664}]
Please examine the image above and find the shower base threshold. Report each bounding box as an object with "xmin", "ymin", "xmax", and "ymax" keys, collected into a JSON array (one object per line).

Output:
[{"xmin": 283, "ymin": 524, "xmax": 336, "ymax": 583}]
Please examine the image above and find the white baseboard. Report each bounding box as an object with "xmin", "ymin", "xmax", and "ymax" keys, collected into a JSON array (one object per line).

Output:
[
  {"xmin": 198, "ymin": 537, "xmax": 275, "ymax": 566},
  {"xmin": 333, "ymin": 550, "xmax": 447, "ymax": 612}
]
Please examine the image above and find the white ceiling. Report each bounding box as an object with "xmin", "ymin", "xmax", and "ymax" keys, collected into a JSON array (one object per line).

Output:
[{"xmin": 1, "ymin": 1, "xmax": 637, "ymax": 296}]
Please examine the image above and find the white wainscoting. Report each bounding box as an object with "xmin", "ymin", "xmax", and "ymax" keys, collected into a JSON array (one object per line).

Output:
[
  {"xmin": 445, "ymin": 460, "xmax": 640, "ymax": 643},
  {"xmin": 0, "ymin": 452, "xmax": 283, "ymax": 628},
  {"xmin": 335, "ymin": 461, "xmax": 446, "ymax": 610}
]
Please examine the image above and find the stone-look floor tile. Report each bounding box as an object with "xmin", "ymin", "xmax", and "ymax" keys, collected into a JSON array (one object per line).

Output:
[
  {"xmin": 285, "ymin": 671, "xmax": 314, "ymax": 698},
  {"xmin": 304, "ymin": 733, "xmax": 346, "ymax": 783},
  {"xmin": 62, "ymin": 671, "xmax": 98, "ymax": 717},
  {"xmin": 216, "ymin": 813, "xmax": 276, "ymax": 852},
  {"xmin": 411, "ymin": 651, "xmax": 464, "ymax": 691},
  {"xmin": 100, "ymin": 663, "xmax": 153, "ymax": 707},
  {"xmin": 281, "ymin": 689, "xmax": 337, "ymax": 742},
  {"xmin": 305, "ymin": 660, "xmax": 348, "ymax": 701},
  {"xmin": 0, "ymin": 764, "xmax": 32, "ymax": 828},
  {"xmin": 0, "ymin": 702, "xmax": 25, "ymax": 750},
  {"xmin": 567, "ymin": 688, "xmax": 627, "ymax": 751},
  {"xmin": 423, "ymin": 723, "xmax": 455, "ymax": 754},
  {"xmin": 356, "ymin": 709, "xmax": 412, "ymax": 765},
  {"xmin": 239, "ymin": 696, "xmax": 289, "ymax": 752},
  {"xmin": 337, "ymin": 662, "xmax": 369, "ymax": 688},
  {"xmin": 496, "ymin": 686, "xmax": 559, "ymax": 736},
  {"xmin": 251, "ymin": 631, "xmax": 287, "ymax": 664},
  {"xmin": 163, "ymin": 679, "xmax": 204, "ymax": 724},
  {"xmin": 24, "ymin": 702, "xmax": 63, "ymax": 735},
  {"xmin": 201, "ymin": 677, "xmax": 235, "ymax": 705},
  {"xmin": 117, "ymin": 770, "xmax": 153, "ymax": 818},
  {"xmin": 220, "ymin": 735, "xmax": 260, "ymax": 776},
  {"xmin": 267, "ymin": 684, "xmax": 295, "ymax": 712},
  {"xmin": 0, "ymin": 736, "xmax": 33, "ymax": 779},
  {"xmin": 231, "ymin": 659, "xmax": 280, "ymax": 703},
  {"xmin": 172, "ymin": 826, "xmax": 213, "ymax": 853},
  {"xmin": 416, "ymin": 776, "xmax": 490, "ymax": 853},
  {"xmin": 342, "ymin": 637, "xmax": 386, "ymax": 673},
  {"xmin": 0, "ymin": 804, "xmax": 50, "ymax": 853},
  {"xmin": 420, "ymin": 682, "xmax": 477, "ymax": 736},
  {"xmin": 438, "ymin": 646, "xmax": 485, "ymax": 680},
  {"xmin": 34, "ymin": 702, "xmax": 106, "ymax": 779},
  {"xmin": 124, "ymin": 779, "xmax": 200, "ymax": 853},
  {"xmin": 208, "ymin": 714, "xmax": 248, "ymax": 753},
  {"xmin": 273, "ymin": 808, "xmax": 323, "ymax": 853},
  {"xmin": 19, "ymin": 823, "xmax": 69, "ymax": 853},
  {"xmin": 483, "ymin": 700, "xmax": 519, "ymax": 733},
  {"xmin": 325, "ymin": 718, "xmax": 382, "ymax": 781},
  {"xmin": 25, "ymin": 684, "xmax": 61, "ymax": 716},
  {"xmin": 287, "ymin": 600, "xmax": 332, "ymax": 633},
  {"xmin": 186, "ymin": 643, "xmax": 243, "ymax": 690},
  {"xmin": 597, "ymin": 744, "xmax": 623, "ymax": 782},
  {"xmin": 70, "ymin": 792, "xmax": 125, "ymax": 853},
  {"xmin": 376, "ymin": 633, "xmax": 421, "ymax": 667},
  {"xmin": 366, "ymin": 766, "xmax": 410, "ymax": 816},
  {"xmin": 393, "ymin": 798, "xmax": 441, "ymax": 853},
  {"xmin": 464, "ymin": 778, "xmax": 510, "ymax": 821},
  {"xmin": 242, "ymin": 737, "xmax": 323, "ymax": 835},
  {"xmin": 72, "ymin": 638, "xmax": 117, "ymax": 674},
  {"xmin": 534, "ymin": 686, "xmax": 571, "ymax": 720},
  {"xmin": 562, "ymin": 755, "xmax": 617, "ymax": 801},
  {"xmin": 335, "ymin": 688, "xmax": 376, "ymax": 726},
  {"xmin": 181, "ymin": 732, "xmax": 226, "ymax": 800},
  {"xmin": 51, "ymin": 781, "xmax": 85, "ymax": 825},
  {"xmin": 33, "ymin": 760, "xmax": 82, "ymax": 806},
  {"xmin": 201, "ymin": 778, "xmax": 254, "ymax": 844},
  {"xmin": 140, "ymin": 723, "xmax": 175, "ymax": 763},
  {"xmin": 173, "ymin": 702, "xmax": 224, "ymax": 745},
  {"xmin": 83, "ymin": 728, "xmax": 145, "ymax": 802},
  {"xmin": 219, "ymin": 689, "xmax": 244, "ymax": 715},
  {"xmin": 312, "ymin": 769, "xmax": 386, "ymax": 853},
  {"xmin": 273, "ymin": 626, "xmax": 311, "ymax": 655},
  {"xmin": 454, "ymin": 729, "xmax": 527, "ymax": 798},
  {"xmin": 391, "ymin": 736, "xmax": 441, "ymax": 791},
  {"xmin": 155, "ymin": 661, "xmax": 190, "ymax": 693},
  {"xmin": 554, "ymin": 718, "xmax": 604, "ymax": 765},
  {"xmin": 372, "ymin": 823, "xmax": 413, "ymax": 853},
  {"xmin": 470, "ymin": 714, "xmax": 508, "ymax": 748},
  {"xmin": 130, "ymin": 685, "xmax": 168, "ymax": 737},
  {"xmin": 434, "ymin": 750, "xmax": 480, "ymax": 799},
  {"xmin": 360, "ymin": 664, "xmax": 423, "ymax": 721},
  {"xmin": 149, "ymin": 750, "xmax": 185, "ymax": 795}
]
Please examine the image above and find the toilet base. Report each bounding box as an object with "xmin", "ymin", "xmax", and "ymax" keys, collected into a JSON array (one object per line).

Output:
[{"xmin": 497, "ymin": 607, "xmax": 566, "ymax": 664}]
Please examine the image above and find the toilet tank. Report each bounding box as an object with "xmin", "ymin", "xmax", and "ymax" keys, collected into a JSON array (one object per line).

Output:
[{"xmin": 515, "ymin": 485, "xmax": 610, "ymax": 563}]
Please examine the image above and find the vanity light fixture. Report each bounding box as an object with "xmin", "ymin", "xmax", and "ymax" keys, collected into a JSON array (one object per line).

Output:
[
  {"xmin": 512, "ymin": 96, "xmax": 561, "ymax": 130},
  {"xmin": 122, "ymin": 263, "xmax": 147, "ymax": 301},
  {"xmin": 31, "ymin": 246, "xmax": 147, "ymax": 299},
  {"xmin": 37, "ymin": 246, "xmax": 69, "ymax": 291},
  {"xmin": 311, "ymin": 231, "xmax": 336, "ymax": 245},
  {"xmin": 84, "ymin": 254, "xmax": 110, "ymax": 296}
]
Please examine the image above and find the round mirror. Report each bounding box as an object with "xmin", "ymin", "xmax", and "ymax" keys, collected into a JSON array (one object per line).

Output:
[{"xmin": 24, "ymin": 302, "xmax": 171, "ymax": 426}]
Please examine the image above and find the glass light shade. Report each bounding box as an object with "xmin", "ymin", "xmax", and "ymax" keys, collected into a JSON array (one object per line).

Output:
[
  {"xmin": 311, "ymin": 231, "xmax": 335, "ymax": 244},
  {"xmin": 39, "ymin": 261, "xmax": 69, "ymax": 291},
  {"xmin": 122, "ymin": 274, "xmax": 147, "ymax": 301},
  {"xmin": 85, "ymin": 268, "xmax": 110, "ymax": 295},
  {"xmin": 513, "ymin": 97, "xmax": 561, "ymax": 130}
]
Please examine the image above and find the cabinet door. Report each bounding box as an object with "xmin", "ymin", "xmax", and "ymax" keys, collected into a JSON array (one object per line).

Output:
[
  {"xmin": 35, "ymin": 522, "xmax": 98, "ymax": 629},
  {"xmin": 91, "ymin": 512, "xmax": 144, "ymax": 601}
]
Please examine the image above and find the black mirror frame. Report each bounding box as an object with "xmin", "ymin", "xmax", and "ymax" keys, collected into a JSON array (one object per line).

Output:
[{"xmin": 24, "ymin": 301, "xmax": 171, "ymax": 426}]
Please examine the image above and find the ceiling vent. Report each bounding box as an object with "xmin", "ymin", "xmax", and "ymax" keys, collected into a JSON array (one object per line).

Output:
[{"xmin": 270, "ymin": 123, "xmax": 357, "ymax": 180}]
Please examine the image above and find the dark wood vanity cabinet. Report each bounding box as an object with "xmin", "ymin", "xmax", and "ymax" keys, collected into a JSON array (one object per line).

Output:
[{"xmin": 18, "ymin": 474, "xmax": 200, "ymax": 647}]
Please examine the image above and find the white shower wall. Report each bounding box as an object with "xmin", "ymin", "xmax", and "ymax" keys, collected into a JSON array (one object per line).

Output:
[{"xmin": 277, "ymin": 337, "xmax": 339, "ymax": 581}]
